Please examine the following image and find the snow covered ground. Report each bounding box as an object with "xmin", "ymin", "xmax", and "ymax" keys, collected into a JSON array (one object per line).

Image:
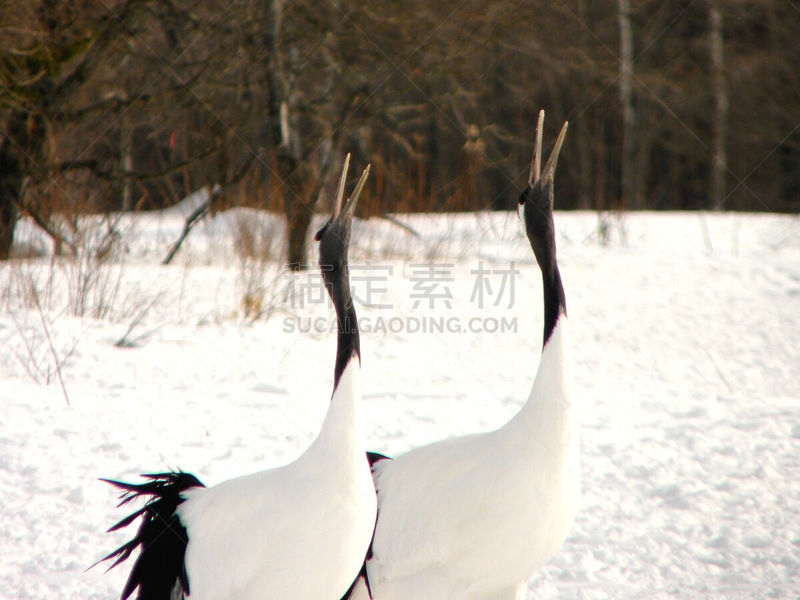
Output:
[{"xmin": 1, "ymin": 207, "xmax": 798, "ymax": 599}]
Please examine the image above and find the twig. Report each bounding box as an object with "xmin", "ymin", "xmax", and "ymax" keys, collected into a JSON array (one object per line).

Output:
[
  {"xmin": 161, "ymin": 149, "xmax": 258, "ymax": 266},
  {"xmin": 380, "ymin": 214, "xmax": 421, "ymax": 237},
  {"xmin": 703, "ymin": 347, "xmax": 733, "ymax": 393},
  {"xmin": 162, "ymin": 188, "xmax": 214, "ymax": 265},
  {"xmin": 11, "ymin": 348, "xmax": 43, "ymax": 384},
  {"xmin": 162, "ymin": 155, "xmax": 258, "ymax": 264},
  {"xmin": 12, "ymin": 191, "xmax": 77, "ymax": 255},
  {"xmin": 115, "ymin": 292, "xmax": 163, "ymax": 347},
  {"xmin": 8, "ymin": 283, "xmax": 47, "ymax": 382},
  {"xmin": 55, "ymin": 143, "xmax": 219, "ymax": 182},
  {"xmin": 9, "ymin": 311, "xmax": 46, "ymax": 383},
  {"xmin": 32, "ymin": 291, "xmax": 71, "ymax": 406}
]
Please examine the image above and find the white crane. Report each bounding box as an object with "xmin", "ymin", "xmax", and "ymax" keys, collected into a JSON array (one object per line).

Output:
[
  {"xmin": 100, "ymin": 155, "xmax": 377, "ymax": 600},
  {"xmin": 348, "ymin": 111, "xmax": 579, "ymax": 600}
]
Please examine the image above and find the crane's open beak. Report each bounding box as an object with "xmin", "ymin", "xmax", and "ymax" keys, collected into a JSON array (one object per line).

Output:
[
  {"xmin": 316, "ymin": 155, "xmax": 370, "ymax": 243},
  {"xmin": 331, "ymin": 153, "xmax": 370, "ymax": 224},
  {"xmin": 331, "ymin": 153, "xmax": 351, "ymax": 221},
  {"xmin": 527, "ymin": 110, "xmax": 568, "ymax": 188},
  {"xmin": 540, "ymin": 120, "xmax": 568, "ymax": 187},
  {"xmin": 340, "ymin": 165, "xmax": 370, "ymax": 223},
  {"xmin": 528, "ymin": 110, "xmax": 545, "ymax": 187}
]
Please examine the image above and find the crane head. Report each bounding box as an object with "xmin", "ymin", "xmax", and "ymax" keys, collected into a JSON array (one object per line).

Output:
[
  {"xmin": 315, "ymin": 154, "xmax": 370, "ymax": 279},
  {"xmin": 519, "ymin": 110, "xmax": 567, "ymax": 266},
  {"xmin": 519, "ymin": 111, "xmax": 567, "ymax": 219}
]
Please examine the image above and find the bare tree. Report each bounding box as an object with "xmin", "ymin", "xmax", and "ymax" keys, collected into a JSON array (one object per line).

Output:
[
  {"xmin": 0, "ymin": 1, "xmax": 143, "ymax": 256},
  {"xmin": 2, "ymin": 0, "xmax": 799, "ymax": 267},
  {"xmin": 617, "ymin": 0, "xmax": 637, "ymax": 210},
  {"xmin": 709, "ymin": 0, "xmax": 727, "ymax": 210}
]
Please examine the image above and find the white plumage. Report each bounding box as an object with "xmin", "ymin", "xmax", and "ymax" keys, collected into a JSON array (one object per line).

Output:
[
  {"xmin": 370, "ymin": 324, "xmax": 577, "ymax": 599},
  {"xmin": 351, "ymin": 112, "xmax": 579, "ymax": 600},
  {"xmin": 179, "ymin": 359, "xmax": 376, "ymax": 600},
  {"xmin": 101, "ymin": 156, "xmax": 376, "ymax": 600}
]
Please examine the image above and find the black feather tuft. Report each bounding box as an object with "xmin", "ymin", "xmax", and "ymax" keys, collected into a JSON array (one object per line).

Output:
[{"xmin": 97, "ymin": 471, "xmax": 204, "ymax": 600}]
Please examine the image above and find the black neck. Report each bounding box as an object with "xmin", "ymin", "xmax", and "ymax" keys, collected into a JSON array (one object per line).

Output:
[
  {"xmin": 328, "ymin": 270, "xmax": 360, "ymax": 389},
  {"xmin": 541, "ymin": 260, "xmax": 566, "ymax": 346},
  {"xmin": 527, "ymin": 212, "xmax": 567, "ymax": 347}
]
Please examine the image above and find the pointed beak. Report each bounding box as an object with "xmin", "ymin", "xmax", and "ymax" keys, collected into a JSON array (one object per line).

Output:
[
  {"xmin": 528, "ymin": 109, "xmax": 545, "ymax": 187},
  {"xmin": 540, "ymin": 120, "xmax": 568, "ymax": 186},
  {"xmin": 527, "ymin": 110, "xmax": 568, "ymax": 187},
  {"xmin": 331, "ymin": 153, "xmax": 351, "ymax": 221},
  {"xmin": 330, "ymin": 153, "xmax": 370, "ymax": 225},
  {"xmin": 339, "ymin": 164, "xmax": 370, "ymax": 223}
]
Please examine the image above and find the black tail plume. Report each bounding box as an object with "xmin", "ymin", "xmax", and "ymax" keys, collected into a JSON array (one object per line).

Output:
[{"xmin": 97, "ymin": 471, "xmax": 204, "ymax": 600}]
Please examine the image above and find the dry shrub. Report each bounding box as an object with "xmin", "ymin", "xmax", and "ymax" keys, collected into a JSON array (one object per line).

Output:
[{"xmin": 231, "ymin": 211, "xmax": 285, "ymax": 320}]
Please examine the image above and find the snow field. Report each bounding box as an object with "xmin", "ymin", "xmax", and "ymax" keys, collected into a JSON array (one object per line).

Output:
[{"xmin": 1, "ymin": 209, "xmax": 798, "ymax": 598}]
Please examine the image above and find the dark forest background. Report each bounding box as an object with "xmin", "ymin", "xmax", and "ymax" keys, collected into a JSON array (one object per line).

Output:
[{"xmin": 2, "ymin": 0, "xmax": 799, "ymax": 266}]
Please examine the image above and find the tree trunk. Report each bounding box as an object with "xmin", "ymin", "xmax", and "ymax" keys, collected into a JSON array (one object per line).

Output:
[
  {"xmin": 121, "ymin": 118, "xmax": 134, "ymax": 211},
  {"xmin": 285, "ymin": 193, "xmax": 313, "ymax": 269},
  {"xmin": 262, "ymin": 0, "xmax": 312, "ymax": 270},
  {"xmin": 0, "ymin": 181, "xmax": 19, "ymax": 259},
  {"xmin": 709, "ymin": 0, "xmax": 728, "ymax": 210},
  {"xmin": 0, "ymin": 126, "xmax": 23, "ymax": 259},
  {"xmin": 618, "ymin": 0, "xmax": 637, "ymax": 210}
]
